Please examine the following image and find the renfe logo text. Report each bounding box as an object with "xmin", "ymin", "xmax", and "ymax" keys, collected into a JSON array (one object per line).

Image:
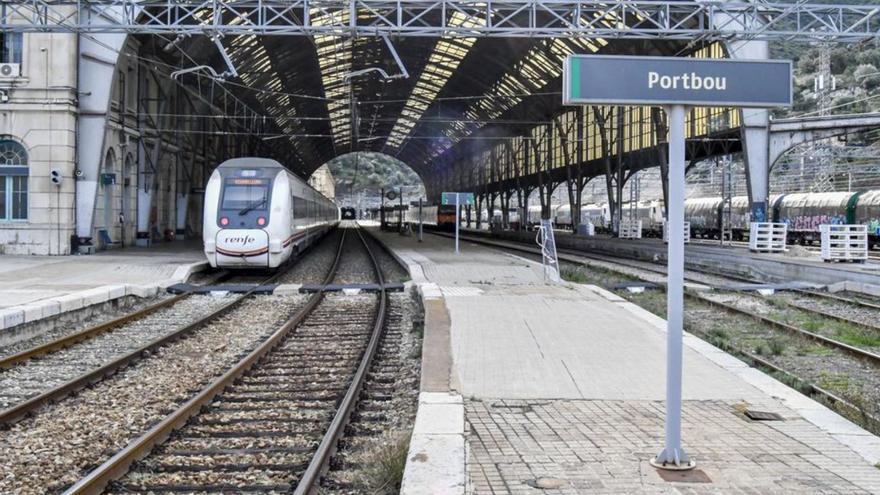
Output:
[
  {"xmin": 223, "ymin": 236, "xmax": 256, "ymax": 245},
  {"xmin": 648, "ymin": 72, "xmax": 728, "ymax": 91}
]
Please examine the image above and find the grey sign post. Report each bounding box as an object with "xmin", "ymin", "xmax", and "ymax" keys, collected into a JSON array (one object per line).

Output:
[
  {"xmin": 442, "ymin": 192, "xmax": 475, "ymax": 254},
  {"xmin": 564, "ymin": 54, "xmax": 791, "ymax": 471}
]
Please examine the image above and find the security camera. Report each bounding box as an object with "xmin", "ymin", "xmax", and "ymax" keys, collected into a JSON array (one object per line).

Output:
[
  {"xmin": 74, "ymin": 168, "xmax": 84, "ymax": 178},
  {"xmin": 0, "ymin": 90, "xmax": 8, "ymax": 104}
]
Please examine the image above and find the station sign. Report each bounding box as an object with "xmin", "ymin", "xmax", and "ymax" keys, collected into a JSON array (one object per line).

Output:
[
  {"xmin": 441, "ymin": 192, "xmax": 474, "ymax": 206},
  {"xmin": 563, "ymin": 55, "xmax": 792, "ymax": 108}
]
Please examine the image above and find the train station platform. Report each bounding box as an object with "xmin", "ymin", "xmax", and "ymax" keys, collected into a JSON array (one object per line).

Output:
[
  {"xmin": 0, "ymin": 240, "xmax": 207, "ymax": 334},
  {"xmin": 365, "ymin": 227, "xmax": 880, "ymax": 494}
]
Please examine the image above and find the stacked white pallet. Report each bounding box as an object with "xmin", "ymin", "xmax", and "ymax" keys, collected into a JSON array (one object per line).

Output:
[
  {"xmin": 820, "ymin": 224, "xmax": 867, "ymax": 262},
  {"xmin": 749, "ymin": 222, "xmax": 787, "ymax": 252},
  {"xmin": 619, "ymin": 220, "xmax": 642, "ymax": 239},
  {"xmin": 576, "ymin": 222, "xmax": 596, "ymax": 236},
  {"xmin": 663, "ymin": 221, "xmax": 691, "ymax": 244}
]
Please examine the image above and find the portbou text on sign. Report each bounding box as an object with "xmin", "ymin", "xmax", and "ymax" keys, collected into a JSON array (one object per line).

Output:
[{"xmin": 563, "ymin": 55, "xmax": 792, "ymax": 108}]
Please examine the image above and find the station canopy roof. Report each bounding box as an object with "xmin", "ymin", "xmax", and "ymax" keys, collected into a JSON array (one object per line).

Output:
[{"xmin": 145, "ymin": 8, "xmax": 691, "ymax": 181}]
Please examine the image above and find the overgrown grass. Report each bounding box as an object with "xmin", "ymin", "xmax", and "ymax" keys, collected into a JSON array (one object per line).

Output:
[
  {"xmin": 358, "ymin": 432, "xmax": 412, "ymax": 494},
  {"xmin": 767, "ymin": 297, "xmax": 789, "ymax": 309},
  {"xmin": 627, "ymin": 290, "xmax": 667, "ymax": 318},
  {"xmin": 768, "ymin": 370, "xmax": 814, "ymax": 395},
  {"xmin": 559, "ymin": 263, "xmax": 637, "ymax": 287},
  {"xmin": 834, "ymin": 328, "xmax": 880, "ymax": 349},
  {"xmin": 816, "ymin": 371, "xmax": 853, "ymax": 391},
  {"xmin": 560, "ymin": 266, "xmax": 595, "ymax": 284},
  {"xmin": 768, "ymin": 339, "xmax": 786, "ymax": 356},
  {"xmin": 767, "ymin": 307, "xmax": 880, "ymax": 350},
  {"xmin": 706, "ymin": 328, "xmax": 730, "ymax": 350},
  {"xmin": 799, "ymin": 317, "xmax": 823, "ymax": 333},
  {"xmin": 798, "ymin": 344, "xmax": 834, "ymax": 356}
]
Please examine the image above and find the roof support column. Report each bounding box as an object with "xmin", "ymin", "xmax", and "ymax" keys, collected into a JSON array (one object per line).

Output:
[
  {"xmin": 75, "ymin": 24, "xmax": 128, "ymax": 250},
  {"xmin": 724, "ymin": 31, "xmax": 771, "ymax": 220},
  {"xmin": 174, "ymin": 114, "xmax": 189, "ymax": 240}
]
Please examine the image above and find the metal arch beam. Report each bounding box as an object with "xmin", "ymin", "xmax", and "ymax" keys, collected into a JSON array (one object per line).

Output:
[
  {"xmin": 768, "ymin": 112, "xmax": 880, "ymax": 168},
  {"xmin": 3, "ymin": 1, "xmax": 880, "ymax": 43}
]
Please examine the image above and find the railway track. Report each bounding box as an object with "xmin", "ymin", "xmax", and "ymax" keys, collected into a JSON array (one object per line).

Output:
[
  {"xmin": 0, "ymin": 269, "xmax": 292, "ymax": 426},
  {"xmin": 459, "ymin": 229, "xmax": 880, "ymax": 319},
  {"xmin": 63, "ymin": 224, "xmax": 390, "ymax": 494},
  {"xmin": 547, "ymin": 248, "xmax": 880, "ymax": 355},
  {"xmin": 0, "ymin": 270, "xmax": 232, "ymax": 366}
]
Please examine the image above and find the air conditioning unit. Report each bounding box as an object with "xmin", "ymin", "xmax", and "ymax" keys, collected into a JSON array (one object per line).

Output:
[{"xmin": 0, "ymin": 63, "xmax": 20, "ymax": 78}]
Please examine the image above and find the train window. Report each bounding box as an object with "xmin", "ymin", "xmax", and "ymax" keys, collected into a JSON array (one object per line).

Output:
[
  {"xmin": 222, "ymin": 183, "xmax": 269, "ymax": 211},
  {"xmin": 293, "ymin": 196, "xmax": 312, "ymax": 220}
]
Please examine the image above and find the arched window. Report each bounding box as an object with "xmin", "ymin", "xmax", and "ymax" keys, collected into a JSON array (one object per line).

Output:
[{"xmin": 0, "ymin": 139, "xmax": 28, "ymax": 221}]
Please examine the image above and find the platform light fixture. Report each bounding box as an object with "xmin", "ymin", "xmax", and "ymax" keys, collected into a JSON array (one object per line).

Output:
[{"xmin": 50, "ymin": 168, "xmax": 63, "ymax": 186}]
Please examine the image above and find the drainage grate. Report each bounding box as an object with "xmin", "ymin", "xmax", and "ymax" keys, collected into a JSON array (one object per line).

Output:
[
  {"xmin": 744, "ymin": 409, "xmax": 784, "ymax": 421},
  {"xmin": 656, "ymin": 468, "xmax": 712, "ymax": 483}
]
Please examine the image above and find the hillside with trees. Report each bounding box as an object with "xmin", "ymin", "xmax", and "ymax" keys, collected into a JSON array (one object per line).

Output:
[
  {"xmin": 324, "ymin": 152, "xmax": 425, "ymax": 204},
  {"xmin": 771, "ymin": 0, "xmax": 880, "ymax": 116}
]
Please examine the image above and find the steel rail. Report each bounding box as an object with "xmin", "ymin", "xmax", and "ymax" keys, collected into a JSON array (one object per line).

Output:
[
  {"xmin": 448, "ymin": 229, "xmax": 880, "ymax": 315},
  {"xmin": 0, "ymin": 271, "xmax": 279, "ymax": 426},
  {"xmin": 779, "ymin": 299, "xmax": 880, "ymax": 335},
  {"xmin": 683, "ymin": 322, "xmax": 880, "ymax": 433},
  {"xmin": 0, "ymin": 271, "xmax": 230, "ymax": 369},
  {"xmin": 801, "ymin": 289, "xmax": 880, "ymax": 312},
  {"xmin": 293, "ymin": 225, "xmax": 388, "ymax": 495},
  {"xmin": 0, "ymin": 294, "xmax": 187, "ymax": 369},
  {"xmin": 687, "ymin": 292, "xmax": 880, "ymax": 366},
  {"xmin": 549, "ymin": 241, "xmax": 880, "ymax": 335},
  {"xmin": 61, "ymin": 226, "xmax": 364, "ymax": 495}
]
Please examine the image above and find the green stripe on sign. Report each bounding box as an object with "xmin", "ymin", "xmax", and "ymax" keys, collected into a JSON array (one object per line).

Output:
[{"xmin": 571, "ymin": 57, "xmax": 581, "ymax": 100}]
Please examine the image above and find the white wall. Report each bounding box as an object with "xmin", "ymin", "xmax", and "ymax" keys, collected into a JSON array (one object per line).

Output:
[{"xmin": 0, "ymin": 30, "xmax": 78, "ymax": 255}]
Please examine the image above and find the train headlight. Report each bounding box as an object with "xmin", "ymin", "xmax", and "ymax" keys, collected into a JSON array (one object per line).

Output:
[
  {"xmin": 257, "ymin": 217, "xmax": 266, "ymax": 226},
  {"xmin": 220, "ymin": 217, "xmax": 229, "ymax": 226}
]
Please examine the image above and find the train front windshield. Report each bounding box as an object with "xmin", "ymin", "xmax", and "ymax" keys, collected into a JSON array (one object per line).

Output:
[{"xmin": 221, "ymin": 182, "xmax": 270, "ymax": 212}]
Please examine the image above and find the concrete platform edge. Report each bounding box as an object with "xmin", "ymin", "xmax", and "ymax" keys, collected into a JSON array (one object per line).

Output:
[
  {"xmin": 362, "ymin": 227, "xmax": 466, "ymax": 495},
  {"xmin": 0, "ymin": 260, "xmax": 209, "ymax": 332},
  {"xmin": 585, "ymin": 283, "xmax": 880, "ymax": 467}
]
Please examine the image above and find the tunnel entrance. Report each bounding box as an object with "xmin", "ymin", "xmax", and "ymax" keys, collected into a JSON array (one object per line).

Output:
[{"xmin": 315, "ymin": 152, "xmax": 426, "ymax": 215}]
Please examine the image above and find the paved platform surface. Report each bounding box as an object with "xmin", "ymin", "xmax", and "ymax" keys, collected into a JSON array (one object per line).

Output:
[
  {"xmin": 372, "ymin": 228, "xmax": 880, "ymax": 494},
  {"xmin": 0, "ymin": 240, "xmax": 207, "ymax": 330}
]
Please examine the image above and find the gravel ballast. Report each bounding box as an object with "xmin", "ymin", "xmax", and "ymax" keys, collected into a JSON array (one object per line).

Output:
[{"xmin": 0, "ymin": 294, "xmax": 307, "ymax": 494}]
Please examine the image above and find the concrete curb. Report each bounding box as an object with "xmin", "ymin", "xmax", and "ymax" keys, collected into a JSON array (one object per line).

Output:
[
  {"xmin": 362, "ymin": 228, "xmax": 466, "ymax": 495},
  {"xmin": 0, "ymin": 260, "xmax": 209, "ymax": 332},
  {"xmin": 401, "ymin": 392, "xmax": 466, "ymax": 495},
  {"xmin": 587, "ymin": 283, "xmax": 880, "ymax": 467}
]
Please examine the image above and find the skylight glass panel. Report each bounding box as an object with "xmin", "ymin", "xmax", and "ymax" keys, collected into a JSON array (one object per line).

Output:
[{"xmin": 384, "ymin": 12, "xmax": 483, "ymax": 149}]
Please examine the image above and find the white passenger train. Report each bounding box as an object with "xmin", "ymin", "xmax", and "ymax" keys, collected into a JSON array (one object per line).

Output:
[{"xmin": 203, "ymin": 158, "xmax": 338, "ymax": 269}]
